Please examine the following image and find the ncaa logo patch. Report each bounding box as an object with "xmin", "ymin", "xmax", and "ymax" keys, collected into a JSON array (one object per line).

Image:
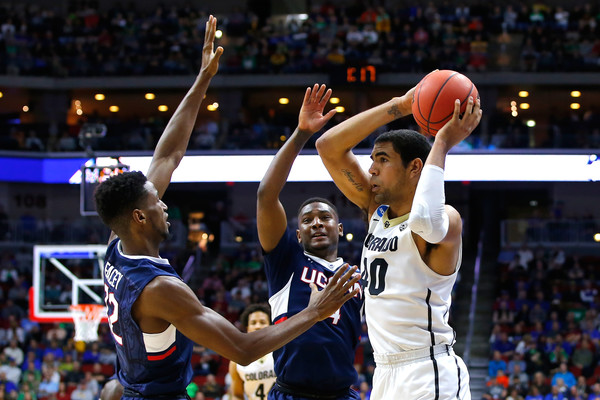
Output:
[
  {"xmin": 399, "ymin": 222, "xmax": 408, "ymax": 231},
  {"xmin": 376, "ymin": 205, "xmax": 388, "ymax": 218}
]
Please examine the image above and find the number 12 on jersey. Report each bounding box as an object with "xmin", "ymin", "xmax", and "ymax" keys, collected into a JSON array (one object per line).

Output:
[{"xmin": 104, "ymin": 284, "xmax": 123, "ymax": 345}]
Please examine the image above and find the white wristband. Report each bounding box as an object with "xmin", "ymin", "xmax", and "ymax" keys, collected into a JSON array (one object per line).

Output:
[{"xmin": 407, "ymin": 165, "xmax": 449, "ymax": 244}]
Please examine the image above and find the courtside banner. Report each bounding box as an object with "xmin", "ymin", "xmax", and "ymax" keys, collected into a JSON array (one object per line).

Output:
[{"xmin": 0, "ymin": 153, "xmax": 598, "ymax": 183}]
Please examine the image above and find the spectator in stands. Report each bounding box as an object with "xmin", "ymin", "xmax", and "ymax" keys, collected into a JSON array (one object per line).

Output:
[
  {"xmin": 0, "ymin": 358, "xmax": 21, "ymax": 386},
  {"xmin": 510, "ymin": 363, "xmax": 529, "ymax": 392},
  {"xmin": 71, "ymin": 381, "xmax": 96, "ymax": 400},
  {"xmin": 22, "ymin": 350, "xmax": 41, "ymax": 371},
  {"xmin": 20, "ymin": 362, "xmax": 41, "ymax": 392},
  {"xmin": 56, "ymin": 382, "xmax": 71, "ymax": 400},
  {"xmin": 3, "ymin": 340, "xmax": 23, "ymax": 366},
  {"xmin": 569, "ymin": 385, "xmax": 586, "ymax": 400},
  {"xmin": 483, "ymin": 371, "xmax": 508, "ymax": 400},
  {"xmin": 579, "ymin": 280, "xmax": 598, "ymax": 304},
  {"xmin": 201, "ymin": 374, "xmax": 222, "ymax": 398},
  {"xmin": 45, "ymin": 323, "xmax": 67, "ymax": 342},
  {"xmin": 90, "ymin": 363, "xmax": 107, "ymax": 387},
  {"xmin": 575, "ymin": 376, "xmax": 588, "ymax": 398},
  {"xmin": 544, "ymin": 384, "xmax": 566, "ymax": 400},
  {"xmin": 489, "ymin": 350, "xmax": 507, "ymax": 378},
  {"xmin": 506, "ymin": 386, "xmax": 525, "ymax": 400},
  {"xmin": 551, "ymin": 362, "xmax": 576, "ymax": 388},
  {"xmin": 531, "ymin": 371, "xmax": 551, "ymax": 395},
  {"xmin": 492, "ymin": 331, "xmax": 516, "ymax": 359},
  {"xmin": 547, "ymin": 341, "xmax": 569, "ymax": 371},
  {"xmin": 508, "ymin": 353, "xmax": 527, "ymax": 375},
  {"xmin": 1, "ymin": 301, "xmax": 25, "ymax": 322},
  {"xmin": 37, "ymin": 367, "xmax": 59, "ymax": 398},
  {"xmin": 525, "ymin": 385, "xmax": 544, "ymax": 400},
  {"xmin": 493, "ymin": 299, "xmax": 516, "ymax": 326},
  {"xmin": 81, "ymin": 342, "xmax": 100, "ymax": 364},
  {"xmin": 588, "ymin": 383, "xmax": 600, "ymax": 400},
  {"xmin": 64, "ymin": 360, "xmax": 84, "ymax": 386},
  {"xmin": 571, "ymin": 335, "xmax": 595, "ymax": 377},
  {"xmin": 43, "ymin": 340, "xmax": 64, "ymax": 362},
  {"xmin": 0, "ymin": 374, "xmax": 17, "ymax": 397}
]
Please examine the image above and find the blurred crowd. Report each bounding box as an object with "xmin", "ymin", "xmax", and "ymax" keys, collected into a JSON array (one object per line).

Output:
[
  {"xmin": 1, "ymin": 1, "xmax": 600, "ymax": 153},
  {"xmin": 0, "ymin": 1, "xmax": 598, "ymax": 76},
  {"xmin": 485, "ymin": 244, "xmax": 600, "ymax": 400}
]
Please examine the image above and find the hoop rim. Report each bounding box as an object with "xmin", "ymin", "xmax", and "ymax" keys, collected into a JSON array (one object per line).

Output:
[{"xmin": 69, "ymin": 304, "xmax": 105, "ymax": 311}]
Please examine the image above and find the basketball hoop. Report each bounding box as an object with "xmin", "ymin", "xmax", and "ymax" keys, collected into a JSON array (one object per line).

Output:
[{"xmin": 70, "ymin": 304, "xmax": 106, "ymax": 342}]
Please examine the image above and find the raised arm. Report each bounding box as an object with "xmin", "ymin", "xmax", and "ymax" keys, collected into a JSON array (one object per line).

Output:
[
  {"xmin": 407, "ymin": 97, "xmax": 482, "ymax": 275},
  {"xmin": 146, "ymin": 15, "xmax": 223, "ymax": 198},
  {"xmin": 139, "ymin": 265, "xmax": 359, "ymax": 365},
  {"xmin": 316, "ymin": 88, "xmax": 415, "ymax": 215},
  {"xmin": 257, "ymin": 84, "xmax": 336, "ymax": 252}
]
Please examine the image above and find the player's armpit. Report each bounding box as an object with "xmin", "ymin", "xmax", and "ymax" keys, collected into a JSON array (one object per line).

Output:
[{"xmin": 413, "ymin": 206, "xmax": 462, "ymax": 276}]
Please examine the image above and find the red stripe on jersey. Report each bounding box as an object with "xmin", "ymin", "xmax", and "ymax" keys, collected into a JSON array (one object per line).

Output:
[
  {"xmin": 274, "ymin": 316, "xmax": 288, "ymax": 325},
  {"xmin": 147, "ymin": 345, "xmax": 176, "ymax": 361}
]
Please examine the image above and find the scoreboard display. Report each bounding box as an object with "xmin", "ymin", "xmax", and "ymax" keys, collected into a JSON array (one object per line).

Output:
[{"xmin": 80, "ymin": 163, "xmax": 130, "ymax": 216}]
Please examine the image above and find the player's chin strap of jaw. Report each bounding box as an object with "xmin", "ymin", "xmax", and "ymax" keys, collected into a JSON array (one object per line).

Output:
[{"xmin": 407, "ymin": 165, "xmax": 449, "ymax": 244}]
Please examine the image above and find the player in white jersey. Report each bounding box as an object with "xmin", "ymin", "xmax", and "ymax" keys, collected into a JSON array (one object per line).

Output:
[
  {"xmin": 229, "ymin": 304, "xmax": 276, "ymax": 400},
  {"xmin": 316, "ymin": 82, "xmax": 482, "ymax": 399}
]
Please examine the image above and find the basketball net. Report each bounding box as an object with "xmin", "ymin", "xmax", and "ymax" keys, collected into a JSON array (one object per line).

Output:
[{"xmin": 70, "ymin": 304, "xmax": 105, "ymax": 342}]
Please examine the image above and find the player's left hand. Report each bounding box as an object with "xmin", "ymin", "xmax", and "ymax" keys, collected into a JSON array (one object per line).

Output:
[
  {"xmin": 436, "ymin": 96, "xmax": 482, "ymax": 149},
  {"xmin": 298, "ymin": 84, "xmax": 337, "ymax": 136},
  {"xmin": 200, "ymin": 15, "xmax": 224, "ymax": 79}
]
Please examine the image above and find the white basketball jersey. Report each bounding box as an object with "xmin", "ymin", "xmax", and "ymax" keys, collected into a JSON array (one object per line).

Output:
[
  {"xmin": 362, "ymin": 205, "xmax": 460, "ymax": 354},
  {"xmin": 236, "ymin": 353, "xmax": 276, "ymax": 400}
]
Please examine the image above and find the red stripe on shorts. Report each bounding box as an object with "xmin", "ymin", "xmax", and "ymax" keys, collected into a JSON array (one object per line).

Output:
[{"xmin": 147, "ymin": 345, "xmax": 176, "ymax": 361}]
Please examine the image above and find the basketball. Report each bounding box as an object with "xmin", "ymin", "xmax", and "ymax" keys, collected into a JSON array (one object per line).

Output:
[{"xmin": 411, "ymin": 70, "xmax": 479, "ymax": 136}]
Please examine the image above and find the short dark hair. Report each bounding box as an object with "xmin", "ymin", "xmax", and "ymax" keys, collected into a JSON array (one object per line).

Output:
[
  {"xmin": 374, "ymin": 129, "xmax": 431, "ymax": 167},
  {"xmin": 297, "ymin": 197, "xmax": 339, "ymax": 220},
  {"xmin": 94, "ymin": 171, "xmax": 148, "ymax": 229},
  {"xmin": 240, "ymin": 303, "xmax": 271, "ymax": 328}
]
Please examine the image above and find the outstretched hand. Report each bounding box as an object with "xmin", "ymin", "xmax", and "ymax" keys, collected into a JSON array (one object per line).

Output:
[
  {"xmin": 307, "ymin": 264, "xmax": 360, "ymax": 321},
  {"xmin": 200, "ymin": 15, "xmax": 224, "ymax": 79},
  {"xmin": 298, "ymin": 84, "xmax": 337, "ymax": 135},
  {"xmin": 436, "ymin": 96, "xmax": 482, "ymax": 150}
]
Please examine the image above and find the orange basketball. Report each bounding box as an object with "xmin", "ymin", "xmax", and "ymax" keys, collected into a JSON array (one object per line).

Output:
[{"xmin": 411, "ymin": 70, "xmax": 479, "ymax": 136}]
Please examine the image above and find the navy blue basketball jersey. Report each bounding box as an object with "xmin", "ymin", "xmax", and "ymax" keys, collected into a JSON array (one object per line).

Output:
[
  {"xmin": 103, "ymin": 238, "xmax": 193, "ymax": 397},
  {"xmin": 264, "ymin": 229, "xmax": 363, "ymax": 392}
]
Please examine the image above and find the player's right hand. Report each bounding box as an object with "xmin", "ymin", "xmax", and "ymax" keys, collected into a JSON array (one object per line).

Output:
[
  {"xmin": 436, "ymin": 96, "xmax": 482, "ymax": 150},
  {"xmin": 307, "ymin": 264, "xmax": 360, "ymax": 321},
  {"xmin": 200, "ymin": 15, "xmax": 224, "ymax": 79},
  {"xmin": 297, "ymin": 84, "xmax": 337, "ymax": 136}
]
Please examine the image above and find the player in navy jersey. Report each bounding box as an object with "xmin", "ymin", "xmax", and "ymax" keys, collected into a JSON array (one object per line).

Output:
[
  {"xmin": 94, "ymin": 17, "xmax": 359, "ymax": 400},
  {"xmin": 257, "ymin": 84, "xmax": 364, "ymax": 400},
  {"xmin": 316, "ymin": 85, "xmax": 481, "ymax": 399}
]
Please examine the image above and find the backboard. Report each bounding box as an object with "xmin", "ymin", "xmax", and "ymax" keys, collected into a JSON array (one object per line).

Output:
[{"xmin": 30, "ymin": 244, "xmax": 108, "ymax": 323}]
